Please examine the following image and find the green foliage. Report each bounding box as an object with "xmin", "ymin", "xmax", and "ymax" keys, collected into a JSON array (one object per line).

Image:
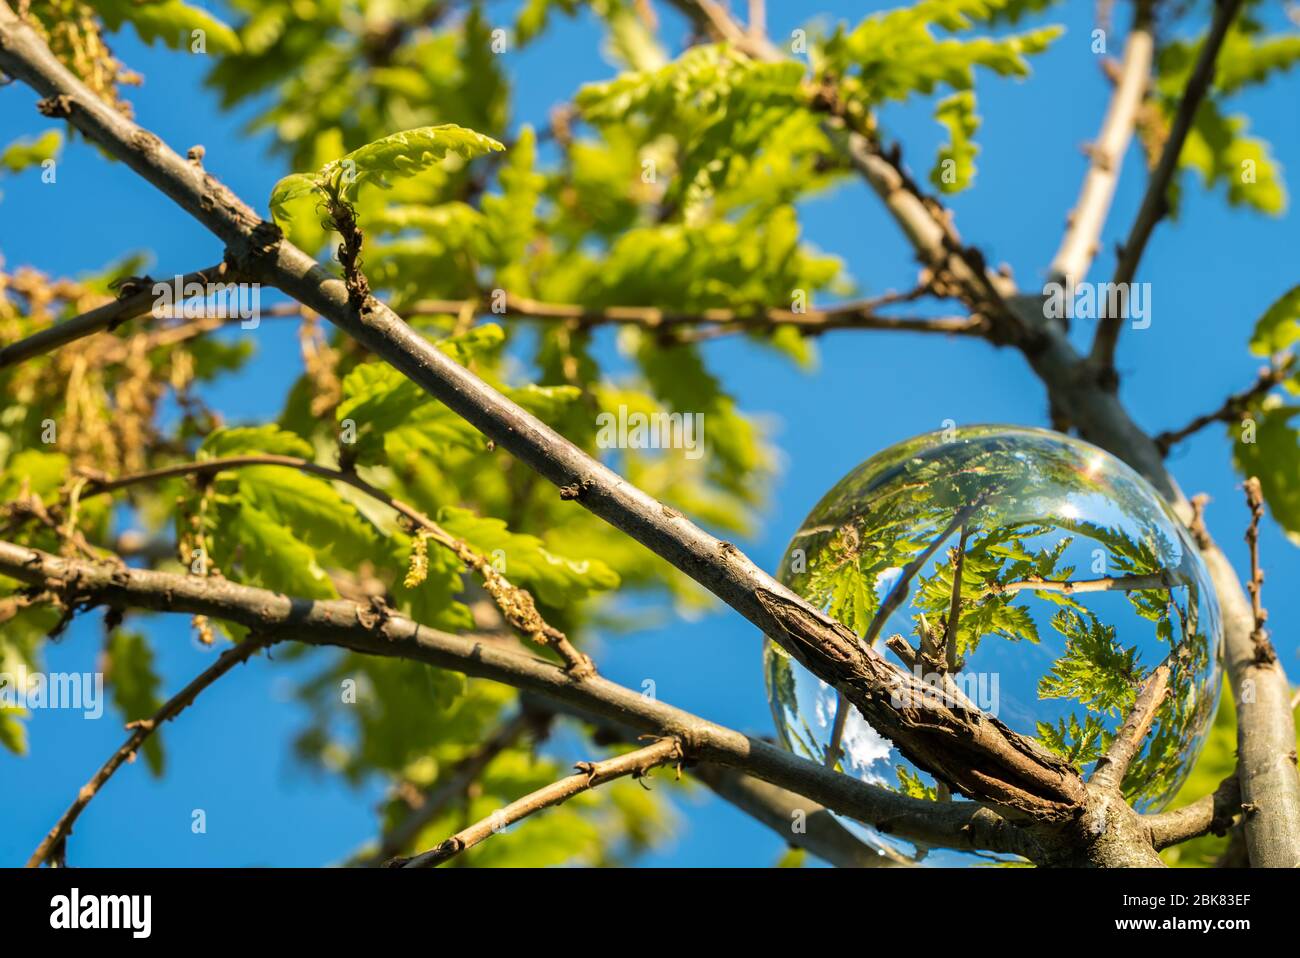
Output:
[
  {"xmin": 1035, "ymin": 713, "xmax": 1109, "ymax": 770},
  {"xmin": 1038, "ymin": 609, "xmax": 1140, "ymax": 716},
  {"xmin": 818, "ymin": 1, "xmax": 1061, "ymax": 104},
  {"xmin": 1232, "ymin": 399, "xmax": 1300, "ymax": 545},
  {"xmin": 269, "ymin": 124, "xmax": 502, "ymax": 224},
  {"xmin": 0, "ymin": 131, "xmax": 61, "ymax": 174},
  {"xmin": 90, "ymin": 0, "xmax": 240, "ymax": 53},
  {"xmin": 1154, "ymin": 22, "xmax": 1299, "ymax": 216},
  {"xmin": 1248, "ymin": 284, "xmax": 1300, "ymax": 355},
  {"xmin": 930, "ymin": 92, "xmax": 980, "ymax": 192},
  {"xmin": 104, "ymin": 631, "xmax": 165, "ymax": 774}
]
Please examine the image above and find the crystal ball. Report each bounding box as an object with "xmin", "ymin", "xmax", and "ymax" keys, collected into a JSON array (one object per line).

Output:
[{"xmin": 763, "ymin": 426, "xmax": 1222, "ymax": 864}]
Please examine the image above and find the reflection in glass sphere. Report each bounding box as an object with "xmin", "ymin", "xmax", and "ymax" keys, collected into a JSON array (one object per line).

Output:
[{"xmin": 763, "ymin": 426, "xmax": 1222, "ymax": 865}]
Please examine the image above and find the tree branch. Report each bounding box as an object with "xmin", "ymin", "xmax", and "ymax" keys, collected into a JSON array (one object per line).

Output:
[
  {"xmin": 1048, "ymin": 7, "xmax": 1154, "ymax": 287},
  {"xmin": 1154, "ymin": 356, "xmax": 1294, "ymax": 455},
  {"xmin": 391, "ymin": 737, "xmax": 685, "ymax": 867},
  {"xmin": 78, "ymin": 453, "xmax": 594, "ymax": 675},
  {"xmin": 0, "ymin": 261, "xmax": 233, "ymax": 370},
  {"xmin": 691, "ymin": 764, "xmax": 908, "ymax": 867},
  {"xmin": 1093, "ymin": 0, "xmax": 1245, "ymax": 375},
  {"xmin": 407, "ymin": 292, "xmax": 988, "ymax": 340},
  {"xmin": 27, "ymin": 632, "xmax": 275, "ymax": 867},
  {"xmin": 357, "ymin": 711, "xmax": 539, "ymax": 866},
  {"xmin": 1243, "ymin": 477, "xmax": 1277, "ymax": 664},
  {"xmin": 983, "ymin": 571, "xmax": 1177, "ymax": 598},
  {"xmin": 1090, "ymin": 658, "xmax": 1172, "ymax": 791},
  {"xmin": 0, "ymin": 539, "xmax": 1039, "ymax": 859},
  {"xmin": 1144, "ymin": 774, "xmax": 1241, "ymax": 850},
  {"xmin": 0, "ymin": 5, "xmax": 1085, "ymax": 824},
  {"xmin": 663, "ymin": 0, "xmax": 1300, "ymax": 865}
]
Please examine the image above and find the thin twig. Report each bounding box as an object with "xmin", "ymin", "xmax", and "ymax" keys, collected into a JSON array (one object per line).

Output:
[
  {"xmin": 1048, "ymin": 6, "xmax": 1155, "ymax": 287},
  {"xmin": 79, "ymin": 455, "xmax": 595, "ymax": 675},
  {"xmin": 359, "ymin": 712, "xmax": 539, "ymax": 866},
  {"xmin": 983, "ymin": 571, "xmax": 1177, "ymax": 598},
  {"xmin": 1154, "ymin": 356, "xmax": 1295, "ymax": 454},
  {"xmin": 0, "ymin": 262, "xmax": 234, "ymax": 370},
  {"xmin": 1090, "ymin": 657, "xmax": 1173, "ymax": 791},
  {"xmin": 1243, "ymin": 477, "xmax": 1276, "ymax": 664},
  {"xmin": 27, "ymin": 633, "xmax": 275, "ymax": 867},
  {"xmin": 1094, "ymin": 0, "xmax": 1246, "ymax": 376},
  {"xmin": 391, "ymin": 737, "xmax": 684, "ymax": 867}
]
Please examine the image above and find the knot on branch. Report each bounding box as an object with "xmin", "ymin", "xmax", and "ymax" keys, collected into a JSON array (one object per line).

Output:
[{"xmin": 36, "ymin": 94, "xmax": 73, "ymax": 117}]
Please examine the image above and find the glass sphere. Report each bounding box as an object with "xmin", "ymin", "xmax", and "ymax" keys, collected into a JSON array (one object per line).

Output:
[{"xmin": 763, "ymin": 426, "xmax": 1222, "ymax": 865}]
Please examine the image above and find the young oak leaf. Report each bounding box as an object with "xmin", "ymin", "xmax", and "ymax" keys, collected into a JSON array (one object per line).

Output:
[{"xmin": 268, "ymin": 125, "xmax": 503, "ymax": 224}]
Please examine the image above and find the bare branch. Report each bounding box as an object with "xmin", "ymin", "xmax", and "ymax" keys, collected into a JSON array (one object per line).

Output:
[
  {"xmin": 392, "ymin": 737, "xmax": 685, "ymax": 867},
  {"xmin": 27, "ymin": 633, "xmax": 275, "ymax": 867},
  {"xmin": 408, "ymin": 292, "xmax": 989, "ymax": 340},
  {"xmin": 983, "ymin": 571, "xmax": 1176, "ymax": 598},
  {"xmin": 0, "ymin": 539, "xmax": 1037, "ymax": 859},
  {"xmin": 693, "ymin": 764, "xmax": 909, "ymax": 867},
  {"xmin": 1243, "ymin": 477, "xmax": 1277, "ymax": 664},
  {"xmin": 1154, "ymin": 356, "xmax": 1295, "ymax": 455},
  {"xmin": 1090, "ymin": 658, "xmax": 1172, "ymax": 791},
  {"xmin": 1093, "ymin": 0, "xmax": 1246, "ymax": 376},
  {"xmin": 1048, "ymin": 9, "xmax": 1154, "ymax": 287},
  {"xmin": 358, "ymin": 712, "xmax": 539, "ymax": 866},
  {"xmin": 0, "ymin": 262, "xmax": 233, "ymax": 370}
]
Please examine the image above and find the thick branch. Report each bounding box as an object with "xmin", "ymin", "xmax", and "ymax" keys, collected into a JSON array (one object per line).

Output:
[
  {"xmin": 393, "ymin": 737, "xmax": 685, "ymax": 867},
  {"xmin": 1094, "ymin": 0, "xmax": 1245, "ymax": 373},
  {"xmin": 692, "ymin": 764, "xmax": 906, "ymax": 867},
  {"xmin": 0, "ymin": 5, "xmax": 1084, "ymax": 823},
  {"xmin": 27, "ymin": 632, "xmax": 273, "ymax": 867},
  {"xmin": 0, "ymin": 539, "xmax": 1038, "ymax": 859},
  {"xmin": 1048, "ymin": 10, "xmax": 1154, "ymax": 287}
]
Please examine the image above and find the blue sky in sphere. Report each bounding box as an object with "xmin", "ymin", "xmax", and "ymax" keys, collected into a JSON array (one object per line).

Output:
[{"xmin": 1, "ymin": 0, "xmax": 1298, "ymax": 867}]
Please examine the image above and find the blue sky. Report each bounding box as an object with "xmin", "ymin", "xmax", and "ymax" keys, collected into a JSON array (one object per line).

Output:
[{"xmin": 1, "ymin": 1, "xmax": 1297, "ymax": 867}]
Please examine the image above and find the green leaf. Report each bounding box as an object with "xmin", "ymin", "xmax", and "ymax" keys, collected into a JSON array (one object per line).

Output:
[
  {"xmin": 328, "ymin": 125, "xmax": 504, "ymax": 194},
  {"xmin": 105, "ymin": 631, "xmax": 165, "ymax": 775},
  {"xmin": 199, "ymin": 424, "xmax": 313, "ymax": 460},
  {"xmin": 268, "ymin": 173, "xmax": 321, "ymax": 226},
  {"xmin": 1248, "ymin": 284, "xmax": 1300, "ymax": 356},
  {"xmin": 92, "ymin": 0, "xmax": 241, "ymax": 53},
  {"xmin": 437, "ymin": 506, "xmax": 620, "ymax": 606},
  {"xmin": 1038, "ymin": 609, "xmax": 1140, "ymax": 715},
  {"xmin": 211, "ymin": 497, "xmax": 338, "ymax": 599},
  {"xmin": 0, "ymin": 130, "xmax": 61, "ymax": 174},
  {"xmin": 1232, "ymin": 400, "xmax": 1300, "ymax": 544},
  {"xmin": 930, "ymin": 91, "xmax": 979, "ymax": 193}
]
